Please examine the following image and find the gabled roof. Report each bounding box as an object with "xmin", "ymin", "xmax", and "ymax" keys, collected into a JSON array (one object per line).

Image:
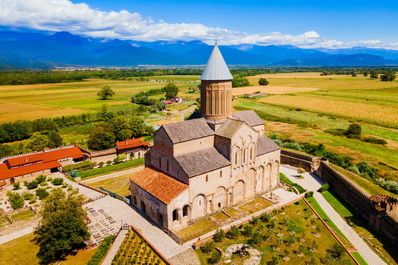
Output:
[
  {"xmin": 232, "ymin": 110, "xmax": 264, "ymax": 127},
  {"xmin": 257, "ymin": 136, "xmax": 281, "ymax": 156},
  {"xmin": 174, "ymin": 148, "xmax": 230, "ymax": 177},
  {"xmin": 0, "ymin": 160, "xmax": 62, "ymax": 181},
  {"xmin": 216, "ymin": 119, "xmax": 246, "ymax": 139},
  {"xmin": 130, "ymin": 167, "xmax": 188, "ymax": 204},
  {"xmin": 200, "ymin": 45, "xmax": 233, "ymax": 81},
  {"xmin": 5, "ymin": 146, "xmax": 84, "ymax": 167},
  {"xmin": 161, "ymin": 118, "xmax": 214, "ymax": 144},
  {"xmin": 115, "ymin": 139, "xmax": 150, "ymax": 150}
]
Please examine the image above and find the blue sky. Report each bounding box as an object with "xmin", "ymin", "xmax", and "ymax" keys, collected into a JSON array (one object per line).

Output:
[{"xmin": 1, "ymin": 0, "xmax": 397, "ymax": 49}]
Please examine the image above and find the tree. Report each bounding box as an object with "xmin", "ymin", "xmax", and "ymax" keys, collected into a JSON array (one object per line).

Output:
[
  {"xmin": 130, "ymin": 117, "xmax": 146, "ymax": 138},
  {"xmin": 27, "ymin": 132, "xmax": 49, "ymax": 151},
  {"xmin": 88, "ymin": 123, "xmax": 116, "ymax": 150},
  {"xmin": 163, "ymin": 83, "xmax": 179, "ymax": 99},
  {"xmin": 232, "ymin": 77, "xmax": 249, "ymax": 87},
  {"xmin": 97, "ymin": 85, "xmax": 115, "ymax": 100},
  {"xmin": 47, "ymin": 131, "xmax": 63, "ymax": 148},
  {"xmin": 110, "ymin": 116, "xmax": 132, "ymax": 141},
  {"xmin": 346, "ymin": 123, "xmax": 361, "ymax": 138},
  {"xmin": 98, "ymin": 104, "xmax": 115, "ymax": 122},
  {"xmin": 369, "ymin": 70, "xmax": 378, "ymax": 79},
  {"xmin": 7, "ymin": 192, "xmax": 24, "ymax": 209},
  {"xmin": 258, "ymin": 78, "xmax": 269, "ymax": 86},
  {"xmin": 213, "ymin": 229, "xmax": 225, "ymax": 242},
  {"xmin": 34, "ymin": 189, "xmax": 90, "ymax": 264},
  {"xmin": 380, "ymin": 72, "xmax": 396, "ymax": 82}
]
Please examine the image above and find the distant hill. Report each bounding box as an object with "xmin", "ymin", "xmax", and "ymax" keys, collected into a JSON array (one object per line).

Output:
[{"xmin": 0, "ymin": 30, "xmax": 397, "ymax": 68}]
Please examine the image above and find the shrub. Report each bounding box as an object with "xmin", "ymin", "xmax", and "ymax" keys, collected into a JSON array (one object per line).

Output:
[
  {"xmin": 208, "ymin": 249, "xmax": 221, "ymax": 264},
  {"xmin": 260, "ymin": 212, "xmax": 272, "ymax": 223},
  {"xmin": 201, "ymin": 240, "xmax": 215, "ymax": 254},
  {"xmin": 30, "ymin": 195, "xmax": 37, "ymax": 204},
  {"xmin": 226, "ymin": 226, "xmax": 240, "ymax": 239},
  {"xmin": 375, "ymin": 178, "xmax": 398, "ymax": 194},
  {"xmin": 26, "ymin": 180, "xmax": 39, "ymax": 190},
  {"xmin": 99, "ymin": 162, "xmax": 104, "ymax": 168},
  {"xmin": 297, "ymin": 167, "xmax": 305, "ymax": 174},
  {"xmin": 22, "ymin": 191, "xmax": 34, "ymax": 200},
  {"xmin": 36, "ymin": 175, "xmax": 46, "ymax": 184},
  {"xmin": 213, "ymin": 229, "xmax": 225, "ymax": 242},
  {"xmin": 36, "ymin": 188, "xmax": 49, "ymax": 199},
  {"xmin": 12, "ymin": 182, "xmax": 20, "ymax": 190},
  {"xmin": 345, "ymin": 123, "xmax": 361, "ymax": 137},
  {"xmin": 52, "ymin": 178, "xmax": 63, "ymax": 186},
  {"xmin": 305, "ymin": 191, "xmax": 314, "ymax": 198},
  {"xmin": 63, "ymin": 161, "xmax": 95, "ymax": 172},
  {"xmin": 87, "ymin": 235, "xmax": 115, "ymax": 265},
  {"xmin": 362, "ymin": 136, "xmax": 387, "ymax": 145},
  {"xmin": 106, "ymin": 161, "xmax": 112, "ymax": 166},
  {"xmin": 329, "ymin": 244, "xmax": 345, "ymax": 258},
  {"xmin": 242, "ymin": 224, "xmax": 253, "ymax": 237},
  {"xmin": 250, "ymin": 232, "xmax": 262, "ymax": 246},
  {"xmin": 7, "ymin": 192, "xmax": 24, "ymax": 209},
  {"xmin": 324, "ymin": 128, "xmax": 346, "ymax": 136},
  {"xmin": 250, "ymin": 216, "xmax": 259, "ymax": 225},
  {"xmin": 318, "ymin": 183, "xmax": 329, "ymax": 193}
]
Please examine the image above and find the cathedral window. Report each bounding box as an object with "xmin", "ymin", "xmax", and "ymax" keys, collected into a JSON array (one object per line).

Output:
[
  {"xmin": 167, "ymin": 160, "xmax": 169, "ymax": 172},
  {"xmin": 159, "ymin": 157, "xmax": 162, "ymax": 168},
  {"xmin": 206, "ymin": 175, "xmax": 208, "ymax": 182},
  {"xmin": 220, "ymin": 170, "xmax": 222, "ymax": 178}
]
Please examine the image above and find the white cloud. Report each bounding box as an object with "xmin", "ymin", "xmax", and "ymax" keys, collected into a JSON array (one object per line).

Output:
[{"xmin": 0, "ymin": 0, "xmax": 397, "ymax": 50}]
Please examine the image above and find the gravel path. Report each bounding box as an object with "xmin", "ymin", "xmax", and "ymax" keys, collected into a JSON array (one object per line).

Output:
[
  {"xmin": 101, "ymin": 229, "xmax": 127, "ymax": 265},
  {"xmin": 280, "ymin": 165, "xmax": 386, "ymax": 265}
]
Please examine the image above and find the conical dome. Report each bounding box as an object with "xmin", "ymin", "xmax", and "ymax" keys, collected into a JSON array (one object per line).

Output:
[{"xmin": 200, "ymin": 45, "xmax": 233, "ymax": 81}]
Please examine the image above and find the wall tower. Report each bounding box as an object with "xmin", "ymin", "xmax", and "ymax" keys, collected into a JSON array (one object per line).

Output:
[{"xmin": 200, "ymin": 44, "xmax": 233, "ymax": 121}]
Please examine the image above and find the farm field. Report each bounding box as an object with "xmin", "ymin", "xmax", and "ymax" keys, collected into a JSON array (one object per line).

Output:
[
  {"xmin": 0, "ymin": 77, "xmax": 198, "ymax": 123},
  {"xmin": 234, "ymin": 72, "xmax": 398, "ymax": 184}
]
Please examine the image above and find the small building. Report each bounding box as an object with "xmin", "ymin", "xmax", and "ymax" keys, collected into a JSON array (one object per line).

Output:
[
  {"xmin": 0, "ymin": 146, "xmax": 87, "ymax": 186},
  {"xmin": 115, "ymin": 139, "xmax": 150, "ymax": 160}
]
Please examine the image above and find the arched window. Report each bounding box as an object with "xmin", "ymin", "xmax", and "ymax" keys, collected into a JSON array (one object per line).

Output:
[
  {"xmin": 235, "ymin": 150, "xmax": 239, "ymax": 165},
  {"xmin": 172, "ymin": 209, "xmax": 179, "ymax": 221},
  {"xmin": 206, "ymin": 175, "xmax": 208, "ymax": 182},
  {"xmin": 132, "ymin": 196, "xmax": 137, "ymax": 205},
  {"xmin": 183, "ymin": 205, "xmax": 189, "ymax": 217},
  {"xmin": 220, "ymin": 170, "xmax": 222, "ymax": 178},
  {"xmin": 167, "ymin": 160, "xmax": 169, "ymax": 172}
]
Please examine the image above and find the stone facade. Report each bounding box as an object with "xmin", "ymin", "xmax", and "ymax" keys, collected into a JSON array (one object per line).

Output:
[{"xmin": 130, "ymin": 45, "xmax": 281, "ymax": 233}]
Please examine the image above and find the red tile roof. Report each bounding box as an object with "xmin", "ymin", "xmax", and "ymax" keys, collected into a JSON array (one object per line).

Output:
[
  {"xmin": 116, "ymin": 139, "xmax": 150, "ymax": 151},
  {"xmin": 0, "ymin": 181, "xmax": 6, "ymax": 187},
  {"xmin": 0, "ymin": 160, "xmax": 61, "ymax": 180},
  {"xmin": 6, "ymin": 146, "xmax": 84, "ymax": 167},
  {"xmin": 130, "ymin": 167, "xmax": 188, "ymax": 204}
]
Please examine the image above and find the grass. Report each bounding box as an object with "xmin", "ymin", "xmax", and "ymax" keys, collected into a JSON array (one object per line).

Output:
[
  {"xmin": 177, "ymin": 218, "xmax": 219, "ymax": 243},
  {"xmin": 352, "ymin": 252, "xmax": 368, "ymax": 265},
  {"xmin": 330, "ymin": 164, "xmax": 396, "ymax": 197},
  {"xmin": 279, "ymin": 173, "xmax": 307, "ymax": 193},
  {"xmin": 238, "ymin": 196, "xmax": 274, "ymax": 214},
  {"xmin": 78, "ymin": 158, "xmax": 144, "ymax": 179},
  {"xmin": 321, "ymin": 189, "xmax": 398, "ymax": 265},
  {"xmin": 87, "ymin": 174, "xmax": 133, "ymax": 197},
  {"xmin": 224, "ymin": 208, "xmax": 241, "ymax": 218},
  {"xmin": 0, "ymin": 78, "xmax": 194, "ymax": 123},
  {"xmin": 11, "ymin": 209, "xmax": 37, "ymax": 222},
  {"xmin": 0, "ymin": 233, "xmax": 97, "ymax": 265},
  {"xmin": 213, "ymin": 211, "xmax": 229, "ymax": 221},
  {"xmin": 196, "ymin": 199, "xmax": 357, "ymax": 265},
  {"xmin": 306, "ymin": 196, "xmax": 349, "ymax": 242}
]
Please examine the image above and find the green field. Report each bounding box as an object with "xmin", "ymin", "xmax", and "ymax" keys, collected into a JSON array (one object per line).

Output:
[
  {"xmin": 0, "ymin": 77, "xmax": 197, "ymax": 123},
  {"xmin": 233, "ymin": 72, "xmax": 398, "ymax": 183}
]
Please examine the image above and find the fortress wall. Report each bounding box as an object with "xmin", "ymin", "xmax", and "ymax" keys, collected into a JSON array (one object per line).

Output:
[{"xmin": 282, "ymin": 149, "xmax": 398, "ymax": 246}]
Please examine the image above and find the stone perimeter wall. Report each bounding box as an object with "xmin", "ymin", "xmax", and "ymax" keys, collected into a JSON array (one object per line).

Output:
[{"xmin": 281, "ymin": 149, "xmax": 398, "ymax": 246}]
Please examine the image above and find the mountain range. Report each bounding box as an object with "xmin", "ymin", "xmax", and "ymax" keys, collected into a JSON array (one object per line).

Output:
[{"xmin": 0, "ymin": 31, "xmax": 398, "ymax": 69}]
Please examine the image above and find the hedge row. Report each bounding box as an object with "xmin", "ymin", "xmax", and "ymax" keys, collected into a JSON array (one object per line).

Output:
[
  {"xmin": 79, "ymin": 158, "xmax": 144, "ymax": 179},
  {"xmin": 87, "ymin": 235, "xmax": 115, "ymax": 265},
  {"xmin": 63, "ymin": 160, "xmax": 95, "ymax": 172}
]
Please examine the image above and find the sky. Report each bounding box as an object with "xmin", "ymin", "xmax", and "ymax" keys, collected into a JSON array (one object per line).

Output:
[{"xmin": 1, "ymin": 0, "xmax": 398, "ymax": 49}]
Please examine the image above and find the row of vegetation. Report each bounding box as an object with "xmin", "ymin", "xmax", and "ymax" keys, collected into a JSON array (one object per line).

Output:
[
  {"xmin": 272, "ymin": 135, "xmax": 398, "ymax": 195},
  {"xmin": 2, "ymin": 67, "xmax": 397, "ymax": 86}
]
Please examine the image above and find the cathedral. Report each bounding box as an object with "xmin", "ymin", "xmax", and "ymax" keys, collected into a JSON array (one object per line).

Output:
[{"xmin": 130, "ymin": 45, "xmax": 281, "ymax": 232}]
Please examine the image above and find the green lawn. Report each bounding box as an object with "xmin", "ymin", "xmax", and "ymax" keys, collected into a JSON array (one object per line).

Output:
[
  {"xmin": 352, "ymin": 252, "xmax": 368, "ymax": 265},
  {"xmin": 11, "ymin": 209, "xmax": 37, "ymax": 222},
  {"xmin": 0, "ymin": 233, "xmax": 97, "ymax": 265},
  {"xmin": 321, "ymin": 191, "xmax": 355, "ymax": 218},
  {"xmin": 78, "ymin": 158, "xmax": 144, "ymax": 179},
  {"xmin": 87, "ymin": 174, "xmax": 133, "ymax": 197},
  {"xmin": 177, "ymin": 218, "xmax": 219, "ymax": 243}
]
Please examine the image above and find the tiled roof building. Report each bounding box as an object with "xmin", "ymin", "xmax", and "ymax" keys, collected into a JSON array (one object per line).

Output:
[
  {"xmin": 0, "ymin": 146, "xmax": 86, "ymax": 184},
  {"xmin": 130, "ymin": 45, "xmax": 281, "ymax": 232}
]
